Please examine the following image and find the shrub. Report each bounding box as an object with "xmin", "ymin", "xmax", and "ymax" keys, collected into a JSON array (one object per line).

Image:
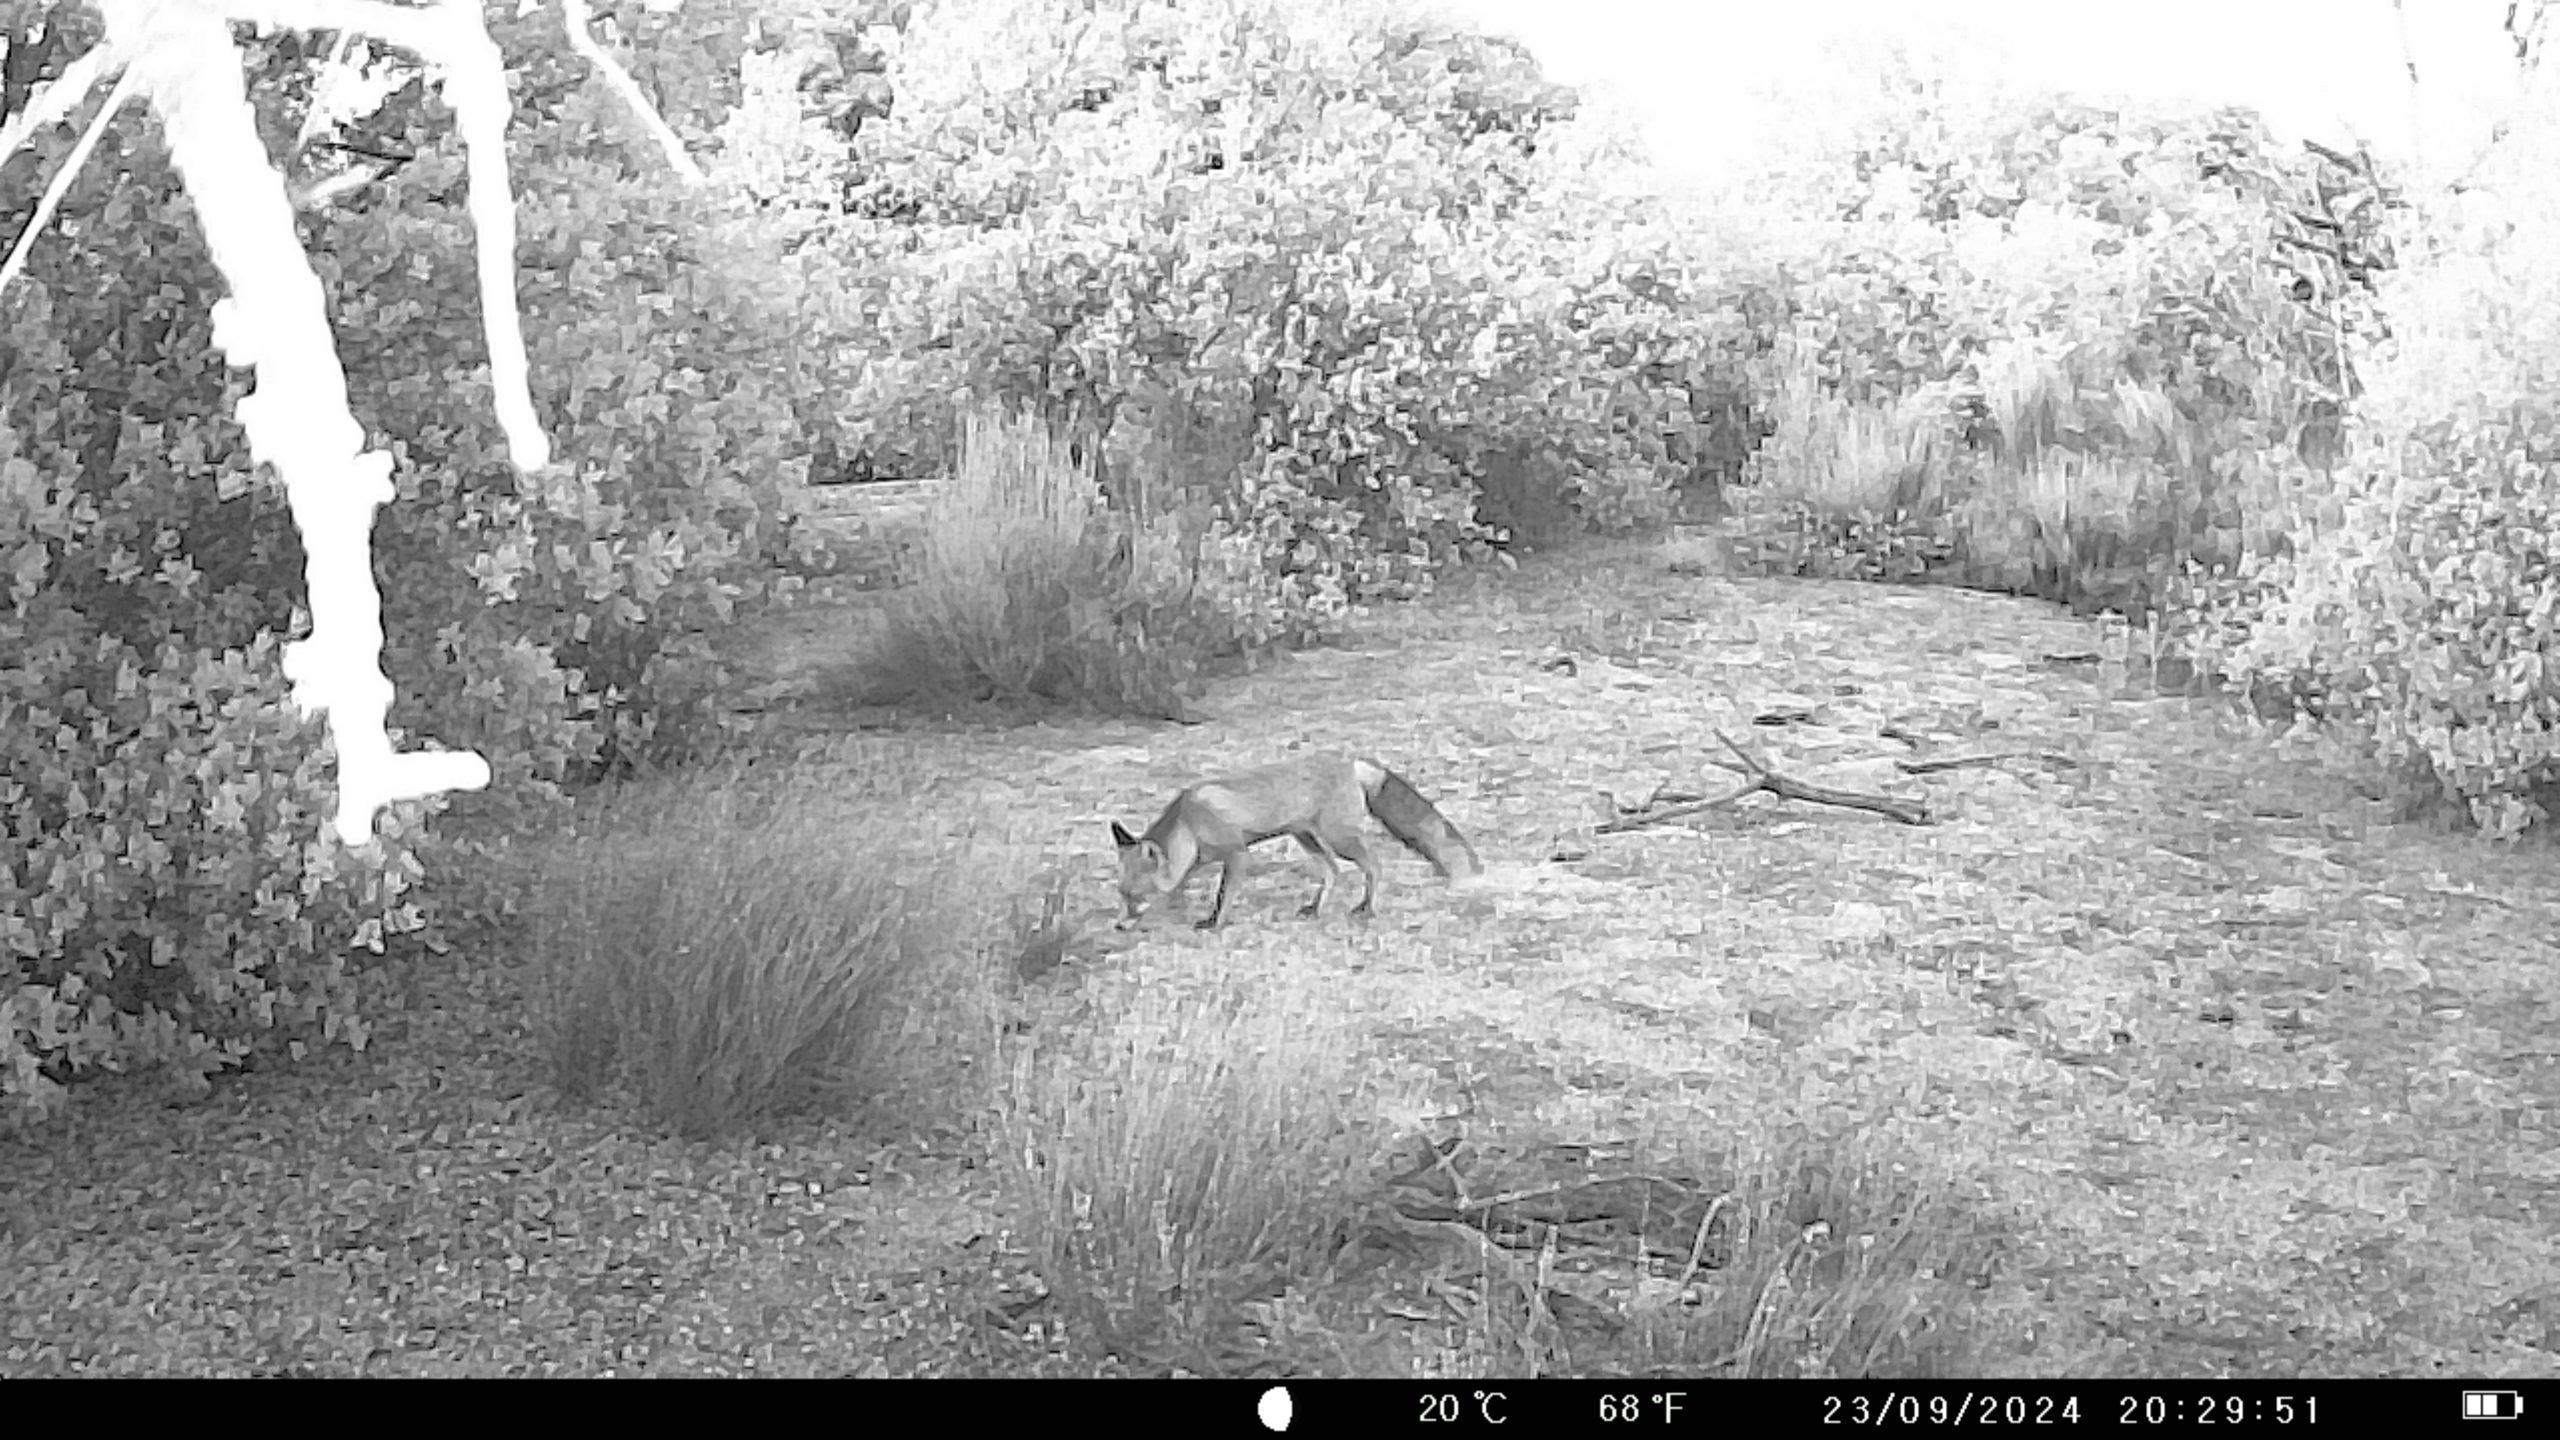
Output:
[
  {"xmin": 1741, "ymin": 90, "xmax": 2388, "ymax": 616},
  {"xmin": 1, "ymin": 628, "xmax": 427, "ymax": 1125},
  {"xmin": 2192, "ymin": 91, "xmax": 2560, "ymax": 833},
  {"xmin": 812, "ymin": 0, "xmax": 1731, "ymax": 639},
  {"xmin": 2207, "ymin": 408, "xmax": 2560, "ymax": 833},
  {"xmin": 2, "ymin": 13, "xmax": 831, "ymax": 1127}
]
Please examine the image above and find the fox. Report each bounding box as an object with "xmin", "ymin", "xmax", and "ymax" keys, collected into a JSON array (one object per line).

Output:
[{"xmin": 1110, "ymin": 754, "xmax": 1483, "ymax": 929}]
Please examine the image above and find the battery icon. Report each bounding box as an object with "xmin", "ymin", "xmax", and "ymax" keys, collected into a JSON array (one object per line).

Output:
[{"xmin": 2463, "ymin": 1390, "xmax": 2523, "ymax": 1419}]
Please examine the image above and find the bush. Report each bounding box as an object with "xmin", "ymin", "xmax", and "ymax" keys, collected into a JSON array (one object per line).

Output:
[
  {"xmin": 1, "ymin": 12, "xmax": 833, "ymax": 1127},
  {"xmin": 1739, "ymin": 92, "xmax": 2387, "ymax": 616},
  {"xmin": 2190, "ymin": 91, "xmax": 2560, "ymax": 833},
  {"xmin": 1, "ymin": 627, "xmax": 427, "ymax": 1125},
  {"xmin": 2205, "ymin": 407, "xmax": 2560, "ymax": 834},
  {"xmin": 809, "ymin": 0, "xmax": 1731, "ymax": 638}
]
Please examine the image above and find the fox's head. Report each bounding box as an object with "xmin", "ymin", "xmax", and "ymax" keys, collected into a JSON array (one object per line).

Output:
[{"xmin": 1110, "ymin": 821, "xmax": 1178, "ymax": 924}]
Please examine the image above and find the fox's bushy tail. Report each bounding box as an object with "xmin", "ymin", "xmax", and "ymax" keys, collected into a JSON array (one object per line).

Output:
[{"xmin": 1364, "ymin": 766, "xmax": 1483, "ymax": 880}]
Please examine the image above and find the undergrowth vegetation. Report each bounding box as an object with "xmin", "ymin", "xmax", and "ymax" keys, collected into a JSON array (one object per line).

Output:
[
  {"xmin": 5, "ymin": 0, "xmax": 2557, "ymax": 1384},
  {"xmin": 989, "ymin": 955, "xmax": 1996, "ymax": 1377}
]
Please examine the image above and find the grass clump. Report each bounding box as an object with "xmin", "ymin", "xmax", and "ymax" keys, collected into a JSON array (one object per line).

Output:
[
  {"xmin": 1591, "ymin": 1135, "xmax": 2001, "ymax": 1379},
  {"xmin": 881, "ymin": 402, "xmax": 1236, "ymax": 717},
  {"xmin": 520, "ymin": 761, "xmax": 941, "ymax": 1139},
  {"xmin": 992, "ymin": 979, "xmax": 1407, "ymax": 1373}
]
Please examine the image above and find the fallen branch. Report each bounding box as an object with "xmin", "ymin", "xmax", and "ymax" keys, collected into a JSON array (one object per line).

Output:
[
  {"xmin": 1894, "ymin": 752, "xmax": 2006, "ymax": 776},
  {"xmin": 1595, "ymin": 731, "xmax": 1933, "ymax": 832}
]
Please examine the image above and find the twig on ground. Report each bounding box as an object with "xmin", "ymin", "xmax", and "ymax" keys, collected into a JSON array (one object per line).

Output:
[{"xmin": 1595, "ymin": 730, "xmax": 1933, "ymax": 833}]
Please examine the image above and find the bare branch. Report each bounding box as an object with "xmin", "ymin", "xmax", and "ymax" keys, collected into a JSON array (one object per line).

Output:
[
  {"xmin": 558, "ymin": 0, "xmax": 705, "ymax": 183},
  {"xmin": 0, "ymin": 41, "xmax": 129, "ymax": 301},
  {"xmin": 1595, "ymin": 731, "xmax": 1934, "ymax": 833}
]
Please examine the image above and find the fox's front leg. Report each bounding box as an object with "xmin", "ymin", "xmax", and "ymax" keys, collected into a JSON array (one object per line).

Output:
[{"xmin": 1201, "ymin": 854, "xmax": 1247, "ymax": 930}]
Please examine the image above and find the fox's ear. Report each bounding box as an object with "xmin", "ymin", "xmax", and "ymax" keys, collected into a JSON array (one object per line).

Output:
[{"xmin": 1111, "ymin": 821, "xmax": 1141, "ymax": 849}]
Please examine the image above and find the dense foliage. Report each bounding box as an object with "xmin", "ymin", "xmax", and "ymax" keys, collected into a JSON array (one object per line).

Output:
[
  {"xmin": 1741, "ymin": 91, "xmax": 2391, "ymax": 611},
  {"xmin": 796, "ymin": 0, "xmax": 1741, "ymax": 638},
  {"xmin": 3, "ymin": 3, "xmax": 827, "ymax": 1117},
  {"xmin": 2187, "ymin": 91, "xmax": 2560, "ymax": 835},
  {"xmin": 1740, "ymin": 67, "xmax": 2560, "ymax": 833},
  {"xmin": 3, "ymin": 0, "xmax": 1750, "ymax": 1120}
]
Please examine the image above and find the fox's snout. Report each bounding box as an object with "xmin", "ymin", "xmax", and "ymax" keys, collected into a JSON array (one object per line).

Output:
[{"xmin": 1116, "ymin": 872, "xmax": 1168, "ymax": 925}]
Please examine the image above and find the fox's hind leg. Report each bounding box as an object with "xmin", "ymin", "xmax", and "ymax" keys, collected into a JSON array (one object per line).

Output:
[
  {"xmin": 1290, "ymin": 832, "xmax": 1341, "ymax": 918},
  {"xmin": 1331, "ymin": 833, "xmax": 1381, "ymax": 918}
]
